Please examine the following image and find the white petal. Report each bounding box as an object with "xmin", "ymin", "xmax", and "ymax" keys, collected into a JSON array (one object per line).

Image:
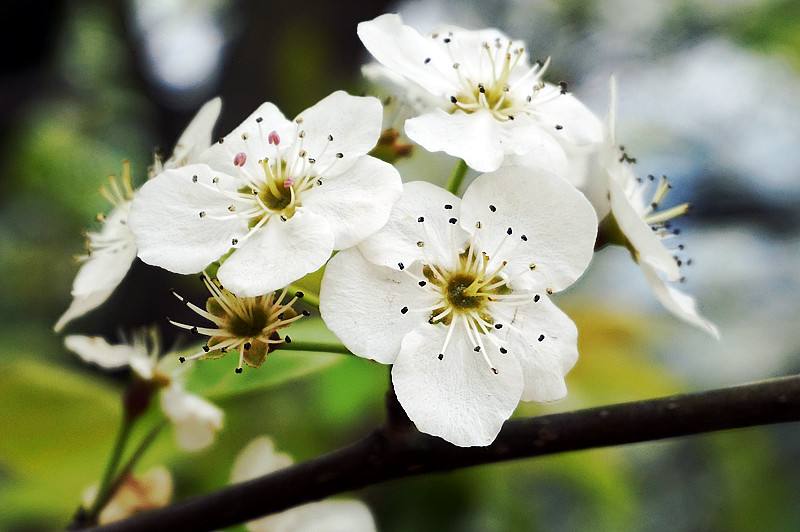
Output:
[
  {"xmin": 608, "ymin": 176, "xmax": 681, "ymax": 280},
  {"xmin": 54, "ymin": 287, "xmax": 115, "ymax": 332},
  {"xmin": 128, "ymin": 164, "xmax": 249, "ymax": 275},
  {"xmin": 534, "ymin": 90, "xmax": 604, "ymax": 147},
  {"xmin": 231, "ymin": 436, "xmax": 293, "ymax": 483},
  {"xmin": 72, "ymin": 203, "xmax": 137, "ymax": 298},
  {"xmin": 64, "ymin": 335, "xmax": 142, "ymax": 370},
  {"xmin": 358, "ymin": 181, "xmax": 467, "ymax": 271},
  {"xmin": 392, "ymin": 324, "xmax": 523, "ymax": 447},
  {"xmin": 405, "ymin": 109, "xmax": 505, "ymax": 172},
  {"xmin": 641, "ymin": 262, "xmax": 720, "ymax": 339},
  {"xmin": 294, "ymin": 91, "xmax": 384, "ymax": 171},
  {"xmin": 160, "ymin": 385, "xmax": 224, "ymax": 452},
  {"xmin": 357, "ymin": 14, "xmax": 457, "ymax": 97},
  {"xmin": 218, "ymin": 210, "xmax": 334, "ymax": 297},
  {"xmin": 248, "ymin": 500, "xmax": 376, "ymax": 532},
  {"xmin": 165, "ymin": 97, "xmax": 222, "ymax": 168},
  {"xmin": 503, "ymin": 117, "xmax": 569, "ymax": 176},
  {"xmin": 459, "ymin": 166, "xmax": 597, "ymax": 292},
  {"xmin": 302, "ymin": 155, "xmax": 402, "ymax": 250},
  {"xmin": 198, "ymin": 102, "xmax": 295, "ymax": 178},
  {"xmin": 320, "ymin": 248, "xmax": 433, "ymax": 364},
  {"xmin": 505, "ymin": 297, "xmax": 579, "ymax": 402}
]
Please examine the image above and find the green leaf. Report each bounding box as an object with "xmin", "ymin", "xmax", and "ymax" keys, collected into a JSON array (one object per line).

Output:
[
  {"xmin": 0, "ymin": 359, "xmax": 120, "ymax": 525},
  {"xmin": 184, "ymin": 319, "xmax": 345, "ymax": 400}
]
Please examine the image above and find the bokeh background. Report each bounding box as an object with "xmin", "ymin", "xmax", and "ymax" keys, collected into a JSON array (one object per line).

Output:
[{"xmin": 2, "ymin": 0, "xmax": 799, "ymax": 530}]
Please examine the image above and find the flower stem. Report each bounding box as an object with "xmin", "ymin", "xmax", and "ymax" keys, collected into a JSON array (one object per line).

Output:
[
  {"xmin": 86, "ymin": 414, "xmax": 134, "ymax": 519},
  {"xmin": 278, "ymin": 340, "xmax": 352, "ymax": 356},
  {"xmin": 288, "ymin": 284, "xmax": 320, "ymax": 308},
  {"xmin": 104, "ymin": 422, "xmax": 166, "ymax": 503},
  {"xmin": 445, "ymin": 159, "xmax": 468, "ymax": 195}
]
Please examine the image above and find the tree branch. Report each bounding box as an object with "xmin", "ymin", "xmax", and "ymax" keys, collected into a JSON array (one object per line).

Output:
[{"xmin": 90, "ymin": 375, "xmax": 800, "ymax": 532}]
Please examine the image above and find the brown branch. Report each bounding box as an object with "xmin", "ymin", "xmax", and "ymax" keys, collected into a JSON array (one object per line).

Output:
[{"xmin": 89, "ymin": 375, "xmax": 800, "ymax": 532}]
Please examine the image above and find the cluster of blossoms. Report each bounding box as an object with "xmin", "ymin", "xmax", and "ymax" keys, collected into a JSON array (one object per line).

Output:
[{"xmin": 56, "ymin": 11, "xmax": 718, "ymax": 526}]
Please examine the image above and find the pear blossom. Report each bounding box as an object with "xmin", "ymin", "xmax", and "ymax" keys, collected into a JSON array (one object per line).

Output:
[
  {"xmin": 356, "ymin": 14, "xmax": 602, "ymax": 173},
  {"xmin": 593, "ymin": 78, "xmax": 718, "ymax": 338},
  {"xmin": 231, "ymin": 437, "xmax": 376, "ymax": 532},
  {"xmin": 169, "ymin": 273, "xmax": 310, "ymax": 373},
  {"xmin": 64, "ymin": 330, "xmax": 224, "ymax": 451},
  {"xmin": 320, "ymin": 167, "xmax": 597, "ymax": 446},
  {"xmin": 82, "ymin": 466, "xmax": 172, "ymax": 525},
  {"xmin": 55, "ymin": 98, "xmax": 222, "ymax": 332},
  {"xmin": 128, "ymin": 91, "xmax": 403, "ymax": 297}
]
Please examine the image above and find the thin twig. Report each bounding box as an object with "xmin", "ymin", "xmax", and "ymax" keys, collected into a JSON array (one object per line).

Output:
[{"xmin": 89, "ymin": 375, "xmax": 800, "ymax": 532}]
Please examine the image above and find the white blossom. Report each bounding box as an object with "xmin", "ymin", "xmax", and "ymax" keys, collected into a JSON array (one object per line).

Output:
[
  {"xmin": 357, "ymin": 13, "xmax": 602, "ymax": 172},
  {"xmin": 64, "ymin": 330, "xmax": 224, "ymax": 451},
  {"xmin": 320, "ymin": 167, "xmax": 597, "ymax": 446},
  {"xmin": 55, "ymin": 98, "xmax": 222, "ymax": 332},
  {"xmin": 129, "ymin": 91, "xmax": 403, "ymax": 297},
  {"xmin": 231, "ymin": 437, "xmax": 376, "ymax": 532},
  {"xmin": 592, "ymin": 77, "xmax": 718, "ymax": 338}
]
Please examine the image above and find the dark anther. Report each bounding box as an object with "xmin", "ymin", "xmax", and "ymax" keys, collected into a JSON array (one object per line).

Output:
[
  {"xmin": 295, "ymin": 291, "xmax": 305, "ymax": 298},
  {"xmin": 202, "ymin": 345, "xmax": 210, "ymax": 352},
  {"xmin": 401, "ymin": 306, "xmax": 409, "ymax": 314},
  {"xmin": 235, "ymin": 367, "xmax": 243, "ymax": 374},
  {"xmin": 199, "ymin": 211, "xmax": 206, "ymax": 218},
  {"xmin": 328, "ymin": 134, "xmax": 334, "ymax": 141},
  {"xmin": 478, "ymin": 84, "xmax": 486, "ymax": 93},
  {"xmin": 284, "ymin": 335, "xmax": 292, "ymax": 343},
  {"xmin": 398, "ymin": 262, "xmax": 405, "ymax": 270},
  {"xmin": 521, "ymin": 234, "xmax": 528, "ymax": 241},
  {"xmin": 489, "ymin": 204, "xmax": 497, "ymax": 212},
  {"xmin": 494, "ymin": 324, "xmax": 503, "ymax": 329},
  {"xmin": 191, "ymin": 326, "xmax": 199, "ymax": 335},
  {"xmin": 450, "ymin": 96, "xmax": 458, "ymax": 104},
  {"xmin": 555, "ymin": 124, "xmax": 564, "ymax": 130},
  {"xmin": 256, "ymin": 117, "xmax": 263, "ymax": 123},
  {"xmin": 444, "ymin": 37, "xmax": 451, "ymax": 43},
  {"xmin": 508, "ymin": 115, "xmax": 515, "ymax": 120},
  {"xmin": 448, "ymin": 217, "xmax": 457, "ymax": 224},
  {"xmin": 418, "ymin": 281, "xmax": 427, "ymax": 287},
  {"xmin": 217, "ymin": 137, "xmax": 224, "ymax": 144},
  {"xmin": 192, "ymin": 175, "xmax": 198, "ymax": 182},
  {"xmin": 473, "ymin": 346, "xmax": 481, "ymax": 352},
  {"xmin": 335, "ymin": 152, "xmax": 344, "ymax": 158},
  {"xmin": 491, "ymin": 368, "xmax": 499, "ymax": 374},
  {"xmin": 534, "ymin": 294, "xmax": 541, "ymax": 302},
  {"xmin": 506, "ymin": 227, "xmax": 513, "ymax": 235},
  {"xmin": 243, "ymin": 342, "xmax": 252, "ymax": 350},
  {"xmin": 558, "ymin": 81, "xmax": 568, "ymax": 94},
  {"xmin": 424, "ymin": 57, "xmax": 431, "ymax": 64},
  {"xmin": 417, "ymin": 216, "xmax": 425, "ymax": 222},
  {"xmin": 538, "ymin": 334, "xmax": 545, "ymax": 342},
  {"xmin": 179, "ymin": 356, "xmax": 186, "ymax": 363},
  {"xmin": 500, "ymin": 347, "xmax": 508, "ymax": 354},
  {"xmin": 232, "ymin": 238, "xmax": 239, "ymax": 245},
  {"xmin": 437, "ymin": 353, "xmax": 444, "ymax": 360},
  {"xmin": 444, "ymin": 204, "xmax": 453, "ymax": 209},
  {"xmin": 301, "ymin": 310, "xmax": 311, "ymax": 317}
]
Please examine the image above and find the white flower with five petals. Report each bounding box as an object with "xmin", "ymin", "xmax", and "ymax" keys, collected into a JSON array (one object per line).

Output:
[
  {"xmin": 65, "ymin": 331, "xmax": 224, "ymax": 451},
  {"xmin": 231, "ymin": 437, "xmax": 376, "ymax": 532},
  {"xmin": 357, "ymin": 14, "xmax": 602, "ymax": 173},
  {"xmin": 320, "ymin": 167, "xmax": 597, "ymax": 447},
  {"xmin": 55, "ymin": 98, "xmax": 222, "ymax": 332},
  {"xmin": 129, "ymin": 91, "xmax": 403, "ymax": 297},
  {"xmin": 593, "ymin": 78, "xmax": 718, "ymax": 338}
]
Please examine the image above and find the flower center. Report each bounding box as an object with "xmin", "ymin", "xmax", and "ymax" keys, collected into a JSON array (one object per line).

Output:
[
  {"xmin": 436, "ymin": 34, "xmax": 559, "ymax": 122},
  {"xmin": 170, "ymin": 274, "xmax": 311, "ymax": 373}
]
